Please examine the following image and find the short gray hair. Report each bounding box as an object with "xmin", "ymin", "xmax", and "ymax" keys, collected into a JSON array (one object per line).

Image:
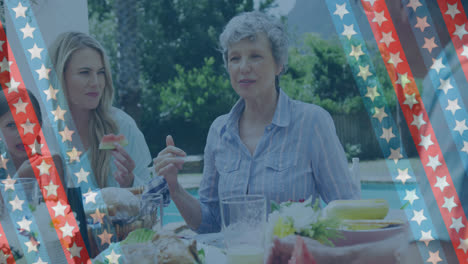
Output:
[{"xmin": 219, "ymin": 11, "xmax": 289, "ymax": 75}]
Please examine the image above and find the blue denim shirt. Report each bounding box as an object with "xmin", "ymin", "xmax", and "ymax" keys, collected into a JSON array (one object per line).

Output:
[{"xmin": 196, "ymin": 89, "xmax": 360, "ymax": 233}]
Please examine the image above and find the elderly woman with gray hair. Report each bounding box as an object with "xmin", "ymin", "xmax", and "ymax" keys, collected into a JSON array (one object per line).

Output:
[{"xmin": 154, "ymin": 11, "xmax": 359, "ymax": 233}]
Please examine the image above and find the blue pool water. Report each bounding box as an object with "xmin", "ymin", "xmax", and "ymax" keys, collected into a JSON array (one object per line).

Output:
[{"xmin": 162, "ymin": 183, "xmax": 415, "ymax": 225}]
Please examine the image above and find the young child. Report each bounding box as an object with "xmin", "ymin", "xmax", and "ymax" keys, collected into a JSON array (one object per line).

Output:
[{"xmin": 0, "ymin": 88, "xmax": 64, "ymax": 182}]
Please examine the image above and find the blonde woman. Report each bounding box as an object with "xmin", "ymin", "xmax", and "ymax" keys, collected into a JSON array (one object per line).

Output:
[{"xmin": 48, "ymin": 32, "xmax": 151, "ymax": 188}]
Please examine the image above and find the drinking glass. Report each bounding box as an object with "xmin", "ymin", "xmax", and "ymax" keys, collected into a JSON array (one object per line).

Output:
[
  {"xmin": 220, "ymin": 195, "xmax": 266, "ymax": 264},
  {"xmin": 140, "ymin": 193, "xmax": 163, "ymax": 231}
]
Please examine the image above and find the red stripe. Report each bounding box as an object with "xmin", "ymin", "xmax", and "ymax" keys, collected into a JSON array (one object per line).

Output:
[
  {"xmin": 0, "ymin": 21, "xmax": 89, "ymax": 263},
  {"xmin": 361, "ymin": 0, "xmax": 468, "ymax": 262},
  {"xmin": 437, "ymin": 0, "xmax": 468, "ymax": 83}
]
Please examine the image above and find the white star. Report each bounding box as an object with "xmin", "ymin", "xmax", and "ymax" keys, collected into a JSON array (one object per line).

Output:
[
  {"xmin": 373, "ymin": 107, "xmax": 388, "ymax": 122},
  {"xmin": 419, "ymin": 134, "xmax": 434, "ymax": 151},
  {"xmin": 450, "ymin": 217, "xmax": 465, "ymax": 233},
  {"xmin": 68, "ymin": 242, "xmax": 82, "ymax": 258},
  {"xmin": 27, "ymin": 44, "xmax": 43, "ymax": 61},
  {"xmin": 20, "ymin": 119, "xmax": 36, "ymax": 135},
  {"xmin": 388, "ymin": 148, "xmax": 403, "ymax": 163},
  {"xmin": 454, "ymin": 23, "xmax": 468, "ymax": 39},
  {"xmin": 44, "ymin": 181, "xmax": 59, "ymax": 197},
  {"xmin": 75, "ymin": 168, "xmax": 89, "ymax": 184},
  {"xmin": 0, "ymin": 57, "xmax": 13, "ymax": 73},
  {"xmin": 36, "ymin": 159, "xmax": 52, "ymax": 176},
  {"xmin": 454, "ymin": 119, "xmax": 468, "ymax": 135},
  {"xmin": 404, "ymin": 189, "xmax": 419, "ymax": 205},
  {"xmin": 52, "ymin": 105, "xmax": 67, "ymax": 121},
  {"xmin": 342, "ymin": 24, "xmax": 357, "ymax": 40},
  {"xmin": 420, "ymin": 230, "xmax": 434, "ymax": 247},
  {"xmin": 396, "ymin": 72, "xmax": 411, "ymax": 88},
  {"xmin": 9, "ymin": 195, "xmax": 24, "ymax": 211},
  {"xmin": 442, "ymin": 196, "xmax": 457, "ymax": 213},
  {"xmin": 438, "ymin": 78, "xmax": 453, "ymax": 94},
  {"xmin": 365, "ymin": 86, "xmax": 379, "ymax": 102},
  {"xmin": 24, "ymin": 241, "xmax": 38, "ymax": 252},
  {"xmin": 396, "ymin": 168, "xmax": 412, "ymax": 184},
  {"xmin": 84, "ymin": 189, "xmax": 97, "ymax": 204},
  {"xmin": 407, "ymin": 0, "xmax": 422, "ymax": 11},
  {"xmin": 446, "ymin": 3, "xmax": 461, "ymax": 19},
  {"xmin": 28, "ymin": 139, "xmax": 43, "ymax": 156},
  {"xmin": 462, "ymin": 45, "xmax": 468, "ymax": 60},
  {"xmin": 0, "ymin": 155, "xmax": 8, "ymax": 170},
  {"xmin": 414, "ymin": 16, "xmax": 430, "ymax": 32},
  {"xmin": 380, "ymin": 127, "xmax": 395, "ymax": 143},
  {"xmin": 388, "ymin": 52, "xmax": 403, "ymax": 68},
  {"xmin": 357, "ymin": 65, "xmax": 372, "ymax": 81},
  {"xmin": 6, "ymin": 78, "xmax": 21, "ymax": 93},
  {"xmin": 106, "ymin": 250, "xmax": 121, "ymax": 264},
  {"xmin": 446, "ymin": 99, "xmax": 461, "ymax": 115},
  {"xmin": 411, "ymin": 209, "xmax": 426, "ymax": 226},
  {"xmin": 427, "ymin": 155, "xmax": 442, "ymax": 172},
  {"xmin": 33, "ymin": 257, "xmax": 48, "ymax": 264},
  {"xmin": 462, "ymin": 141, "xmax": 468, "ymax": 154},
  {"xmin": 422, "ymin": 37, "xmax": 438, "ymax": 54},
  {"xmin": 59, "ymin": 126, "xmax": 74, "ymax": 142},
  {"xmin": 403, "ymin": 93, "xmax": 418, "ymax": 109},
  {"xmin": 44, "ymin": 85, "xmax": 59, "ymax": 101},
  {"xmin": 20, "ymin": 23, "xmax": 35, "ymax": 39},
  {"xmin": 35, "ymin": 64, "xmax": 51, "ymax": 80},
  {"xmin": 52, "ymin": 201, "xmax": 68, "ymax": 217},
  {"xmin": 427, "ymin": 250, "xmax": 442, "ymax": 264},
  {"xmin": 13, "ymin": 98, "xmax": 28, "ymax": 114},
  {"xmin": 411, "ymin": 113, "xmax": 427, "ymax": 130},
  {"xmin": 431, "ymin": 58, "xmax": 446, "ymax": 74},
  {"xmin": 364, "ymin": 0, "xmax": 377, "ymax": 6},
  {"xmin": 12, "ymin": 2, "xmax": 28, "ymax": 18},
  {"xmin": 349, "ymin": 45, "xmax": 364, "ymax": 61},
  {"xmin": 60, "ymin": 222, "xmax": 75, "ymax": 238},
  {"xmin": 372, "ymin": 11, "xmax": 387, "ymax": 27},
  {"xmin": 458, "ymin": 237, "xmax": 468, "ymax": 253},
  {"xmin": 2, "ymin": 177, "xmax": 16, "ymax": 191},
  {"xmin": 334, "ymin": 3, "xmax": 349, "ymax": 20},
  {"xmin": 17, "ymin": 217, "xmax": 32, "ymax": 232},
  {"xmin": 380, "ymin": 31, "xmax": 395, "ymax": 47}
]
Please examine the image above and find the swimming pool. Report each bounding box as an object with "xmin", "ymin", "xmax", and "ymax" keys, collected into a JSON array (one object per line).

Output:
[{"xmin": 162, "ymin": 183, "xmax": 415, "ymax": 225}]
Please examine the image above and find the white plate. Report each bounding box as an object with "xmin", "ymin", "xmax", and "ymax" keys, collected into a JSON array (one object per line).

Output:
[{"xmin": 331, "ymin": 224, "xmax": 406, "ymax": 247}]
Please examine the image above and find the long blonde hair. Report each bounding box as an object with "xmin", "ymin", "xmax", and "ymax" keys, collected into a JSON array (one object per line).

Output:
[{"xmin": 49, "ymin": 31, "xmax": 118, "ymax": 188}]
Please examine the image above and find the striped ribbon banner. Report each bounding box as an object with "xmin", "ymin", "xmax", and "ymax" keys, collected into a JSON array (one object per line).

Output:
[
  {"xmin": 361, "ymin": 0, "xmax": 468, "ymax": 262},
  {"xmin": 405, "ymin": 0, "xmax": 468, "ymax": 202},
  {"xmin": 0, "ymin": 19, "xmax": 89, "ymax": 263},
  {"xmin": 436, "ymin": 0, "xmax": 468, "ymax": 83},
  {"xmin": 5, "ymin": 0, "xmax": 123, "ymax": 261},
  {"xmin": 326, "ymin": 1, "xmax": 445, "ymax": 262}
]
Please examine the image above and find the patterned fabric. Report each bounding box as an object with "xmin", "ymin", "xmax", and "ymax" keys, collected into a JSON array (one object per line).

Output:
[{"xmin": 196, "ymin": 89, "xmax": 360, "ymax": 233}]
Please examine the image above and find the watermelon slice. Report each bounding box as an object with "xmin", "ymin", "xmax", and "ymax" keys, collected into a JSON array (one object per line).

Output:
[
  {"xmin": 99, "ymin": 134, "xmax": 129, "ymax": 150},
  {"xmin": 288, "ymin": 236, "xmax": 316, "ymax": 264}
]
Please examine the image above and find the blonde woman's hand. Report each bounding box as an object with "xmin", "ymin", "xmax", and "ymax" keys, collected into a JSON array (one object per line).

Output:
[
  {"xmin": 153, "ymin": 135, "xmax": 186, "ymax": 193},
  {"xmin": 112, "ymin": 143, "xmax": 136, "ymax": 187}
]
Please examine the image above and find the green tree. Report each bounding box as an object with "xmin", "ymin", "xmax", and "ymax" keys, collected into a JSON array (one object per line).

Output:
[{"xmin": 88, "ymin": 0, "xmax": 275, "ymax": 154}]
